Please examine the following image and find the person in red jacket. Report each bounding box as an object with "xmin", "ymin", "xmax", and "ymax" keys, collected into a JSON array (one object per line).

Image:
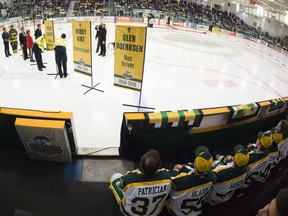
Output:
[{"xmin": 26, "ymin": 29, "xmax": 35, "ymax": 62}]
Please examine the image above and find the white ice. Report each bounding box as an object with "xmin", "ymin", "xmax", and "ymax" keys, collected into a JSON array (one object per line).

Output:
[{"xmin": 0, "ymin": 22, "xmax": 287, "ymax": 152}]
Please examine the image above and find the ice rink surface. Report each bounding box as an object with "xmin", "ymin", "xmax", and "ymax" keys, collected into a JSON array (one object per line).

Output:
[{"xmin": 0, "ymin": 22, "xmax": 287, "ymax": 151}]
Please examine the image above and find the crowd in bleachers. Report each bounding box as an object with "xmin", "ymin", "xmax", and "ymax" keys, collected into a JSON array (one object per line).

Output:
[
  {"xmin": 113, "ymin": 0, "xmax": 287, "ymax": 48},
  {"xmin": 0, "ymin": 0, "xmax": 287, "ymax": 48},
  {"xmin": 73, "ymin": 0, "xmax": 108, "ymax": 17},
  {"xmin": 110, "ymin": 118, "xmax": 288, "ymax": 216}
]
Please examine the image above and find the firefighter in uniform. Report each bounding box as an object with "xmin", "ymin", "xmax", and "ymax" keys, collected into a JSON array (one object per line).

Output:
[
  {"xmin": 19, "ymin": 26, "xmax": 28, "ymax": 60},
  {"xmin": 54, "ymin": 33, "xmax": 68, "ymax": 78},
  {"xmin": 33, "ymin": 34, "xmax": 46, "ymax": 71},
  {"xmin": 9, "ymin": 24, "xmax": 18, "ymax": 53},
  {"xmin": 2, "ymin": 27, "xmax": 11, "ymax": 57}
]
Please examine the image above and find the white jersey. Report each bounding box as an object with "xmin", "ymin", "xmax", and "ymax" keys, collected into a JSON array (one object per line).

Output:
[
  {"xmin": 120, "ymin": 169, "xmax": 172, "ymax": 216},
  {"xmin": 168, "ymin": 171, "xmax": 214, "ymax": 216},
  {"xmin": 207, "ymin": 164, "xmax": 246, "ymax": 205},
  {"xmin": 242, "ymin": 152, "xmax": 269, "ymax": 188},
  {"xmin": 278, "ymin": 139, "xmax": 288, "ymax": 161}
]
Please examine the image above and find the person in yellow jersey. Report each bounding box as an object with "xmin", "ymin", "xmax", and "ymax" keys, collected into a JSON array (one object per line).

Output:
[
  {"xmin": 33, "ymin": 34, "xmax": 46, "ymax": 71},
  {"xmin": 9, "ymin": 24, "xmax": 18, "ymax": 53},
  {"xmin": 54, "ymin": 33, "xmax": 68, "ymax": 78}
]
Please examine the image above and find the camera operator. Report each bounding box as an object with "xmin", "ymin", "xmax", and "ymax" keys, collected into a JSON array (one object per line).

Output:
[
  {"xmin": 95, "ymin": 24, "xmax": 100, "ymax": 53},
  {"xmin": 97, "ymin": 23, "xmax": 106, "ymax": 57}
]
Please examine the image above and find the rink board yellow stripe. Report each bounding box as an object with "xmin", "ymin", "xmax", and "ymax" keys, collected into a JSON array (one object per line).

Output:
[
  {"xmin": 0, "ymin": 107, "xmax": 72, "ymax": 119},
  {"xmin": 201, "ymin": 107, "xmax": 230, "ymax": 115},
  {"xmin": 15, "ymin": 118, "xmax": 65, "ymax": 129},
  {"xmin": 258, "ymin": 101, "xmax": 271, "ymax": 106},
  {"xmin": 124, "ymin": 113, "xmax": 145, "ymax": 120}
]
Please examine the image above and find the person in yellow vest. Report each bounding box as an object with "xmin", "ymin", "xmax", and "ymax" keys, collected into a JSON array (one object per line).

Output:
[
  {"xmin": 9, "ymin": 24, "xmax": 18, "ymax": 53},
  {"xmin": 33, "ymin": 34, "xmax": 46, "ymax": 71},
  {"xmin": 54, "ymin": 33, "xmax": 68, "ymax": 78}
]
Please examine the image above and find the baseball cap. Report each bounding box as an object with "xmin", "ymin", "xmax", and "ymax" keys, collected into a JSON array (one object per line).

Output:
[
  {"xmin": 271, "ymin": 127, "xmax": 283, "ymax": 144},
  {"xmin": 233, "ymin": 145, "xmax": 249, "ymax": 167},
  {"xmin": 195, "ymin": 146, "xmax": 213, "ymax": 173},
  {"xmin": 20, "ymin": 26, "xmax": 24, "ymax": 30},
  {"xmin": 257, "ymin": 131, "xmax": 272, "ymax": 149}
]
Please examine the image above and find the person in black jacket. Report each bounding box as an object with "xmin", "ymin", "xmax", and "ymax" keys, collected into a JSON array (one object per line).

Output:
[
  {"xmin": 19, "ymin": 26, "xmax": 28, "ymax": 60},
  {"xmin": 34, "ymin": 24, "xmax": 42, "ymax": 39},
  {"xmin": 95, "ymin": 25, "xmax": 100, "ymax": 53},
  {"xmin": 2, "ymin": 27, "xmax": 11, "ymax": 57},
  {"xmin": 97, "ymin": 23, "xmax": 106, "ymax": 57}
]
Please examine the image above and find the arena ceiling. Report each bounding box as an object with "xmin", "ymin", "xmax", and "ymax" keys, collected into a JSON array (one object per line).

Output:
[{"xmin": 255, "ymin": 0, "xmax": 288, "ymax": 14}]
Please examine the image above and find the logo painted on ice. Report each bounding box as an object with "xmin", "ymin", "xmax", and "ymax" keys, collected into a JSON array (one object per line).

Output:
[
  {"xmin": 26, "ymin": 135, "xmax": 64, "ymax": 157},
  {"xmin": 122, "ymin": 71, "xmax": 133, "ymax": 80}
]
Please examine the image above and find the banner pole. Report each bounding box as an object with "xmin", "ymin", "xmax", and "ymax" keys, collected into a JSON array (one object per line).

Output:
[
  {"xmin": 90, "ymin": 21, "xmax": 93, "ymax": 87},
  {"xmin": 137, "ymin": 26, "xmax": 148, "ymax": 112}
]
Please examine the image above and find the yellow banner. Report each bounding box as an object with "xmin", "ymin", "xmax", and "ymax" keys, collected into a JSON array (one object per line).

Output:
[
  {"xmin": 72, "ymin": 21, "xmax": 92, "ymax": 76},
  {"xmin": 114, "ymin": 25, "xmax": 147, "ymax": 91},
  {"xmin": 45, "ymin": 20, "xmax": 55, "ymax": 50}
]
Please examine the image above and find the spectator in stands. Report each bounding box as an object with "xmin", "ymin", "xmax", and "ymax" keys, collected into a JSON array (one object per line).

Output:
[
  {"xmin": 242, "ymin": 131, "xmax": 271, "ymax": 188},
  {"xmin": 207, "ymin": 145, "xmax": 249, "ymax": 205},
  {"xmin": 2, "ymin": 27, "xmax": 11, "ymax": 57},
  {"xmin": 168, "ymin": 146, "xmax": 215, "ymax": 216},
  {"xmin": 34, "ymin": 24, "xmax": 42, "ymax": 39},
  {"xmin": 9, "ymin": 24, "xmax": 18, "ymax": 53},
  {"xmin": 109, "ymin": 149, "xmax": 172, "ymax": 216}
]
